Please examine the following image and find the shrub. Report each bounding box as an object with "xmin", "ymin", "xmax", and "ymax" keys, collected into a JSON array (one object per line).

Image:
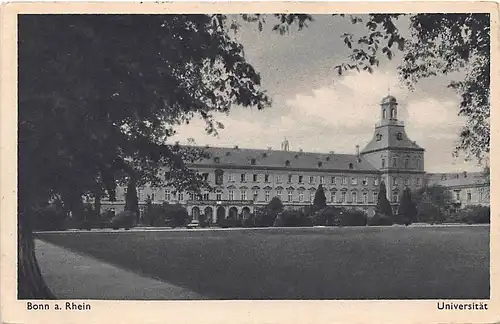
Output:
[
  {"xmin": 341, "ymin": 208, "xmax": 368, "ymax": 226},
  {"xmin": 450, "ymin": 205, "xmax": 490, "ymax": 224},
  {"xmin": 310, "ymin": 206, "xmax": 341, "ymax": 226},
  {"xmin": 416, "ymin": 201, "xmax": 445, "ymax": 224},
  {"xmin": 110, "ymin": 210, "xmax": 136, "ymax": 229},
  {"xmin": 274, "ymin": 209, "xmax": 310, "ymax": 227},
  {"xmin": 367, "ymin": 213, "xmax": 393, "ymax": 226},
  {"xmin": 33, "ymin": 204, "xmax": 67, "ymax": 231}
]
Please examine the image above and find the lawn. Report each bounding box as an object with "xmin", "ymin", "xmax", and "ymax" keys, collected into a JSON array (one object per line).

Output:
[{"xmin": 36, "ymin": 226, "xmax": 489, "ymax": 299}]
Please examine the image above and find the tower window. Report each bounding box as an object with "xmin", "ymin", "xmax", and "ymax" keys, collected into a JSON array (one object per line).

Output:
[
  {"xmin": 381, "ymin": 158, "xmax": 386, "ymax": 168},
  {"xmin": 396, "ymin": 132, "xmax": 403, "ymax": 140},
  {"xmin": 376, "ymin": 134, "xmax": 382, "ymax": 141},
  {"xmin": 383, "ymin": 109, "xmax": 387, "ymax": 119},
  {"xmin": 391, "ymin": 108, "xmax": 396, "ymax": 119}
]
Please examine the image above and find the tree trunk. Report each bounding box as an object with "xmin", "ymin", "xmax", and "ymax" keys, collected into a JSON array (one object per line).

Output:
[{"xmin": 18, "ymin": 211, "xmax": 56, "ymax": 299}]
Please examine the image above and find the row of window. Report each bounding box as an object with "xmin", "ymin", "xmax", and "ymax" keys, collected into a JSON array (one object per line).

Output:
[
  {"xmin": 381, "ymin": 157, "xmax": 421, "ymax": 169},
  {"xmin": 140, "ymin": 188, "xmax": 406, "ymax": 204},
  {"xmin": 211, "ymin": 171, "xmax": 380, "ymax": 187},
  {"xmin": 391, "ymin": 177, "xmax": 421, "ymax": 187},
  {"xmin": 454, "ymin": 188, "xmax": 488, "ymax": 203}
]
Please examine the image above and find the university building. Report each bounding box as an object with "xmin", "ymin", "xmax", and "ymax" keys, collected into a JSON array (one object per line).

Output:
[{"xmin": 101, "ymin": 95, "xmax": 489, "ymax": 223}]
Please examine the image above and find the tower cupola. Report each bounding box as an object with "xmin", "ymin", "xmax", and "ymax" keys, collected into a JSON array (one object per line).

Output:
[{"xmin": 381, "ymin": 95, "xmax": 398, "ymax": 121}]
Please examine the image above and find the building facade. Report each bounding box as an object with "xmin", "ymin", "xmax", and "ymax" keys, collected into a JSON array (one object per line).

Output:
[{"xmin": 101, "ymin": 95, "xmax": 489, "ymax": 223}]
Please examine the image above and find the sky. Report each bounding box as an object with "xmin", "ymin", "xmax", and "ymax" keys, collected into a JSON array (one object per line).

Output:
[{"xmin": 169, "ymin": 14, "xmax": 484, "ymax": 173}]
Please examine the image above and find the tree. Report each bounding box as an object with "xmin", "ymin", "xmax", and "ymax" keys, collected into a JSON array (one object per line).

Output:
[
  {"xmin": 313, "ymin": 184, "xmax": 327, "ymax": 210},
  {"xmin": 336, "ymin": 14, "xmax": 490, "ymax": 163},
  {"xmin": 18, "ymin": 14, "xmax": 277, "ymax": 298},
  {"xmin": 255, "ymin": 196, "xmax": 284, "ymax": 227},
  {"xmin": 124, "ymin": 181, "xmax": 139, "ymax": 224},
  {"xmin": 397, "ymin": 187, "xmax": 417, "ymax": 225},
  {"xmin": 375, "ymin": 181, "xmax": 393, "ymax": 219},
  {"xmin": 414, "ymin": 185, "xmax": 453, "ymax": 223}
]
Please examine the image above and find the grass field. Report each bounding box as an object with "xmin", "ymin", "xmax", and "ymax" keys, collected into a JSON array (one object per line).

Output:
[{"xmin": 36, "ymin": 226, "xmax": 489, "ymax": 299}]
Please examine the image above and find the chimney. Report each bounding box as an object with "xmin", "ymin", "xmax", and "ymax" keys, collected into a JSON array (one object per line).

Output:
[
  {"xmin": 234, "ymin": 145, "xmax": 239, "ymax": 149},
  {"xmin": 299, "ymin": 148, "xmax": 303, "ymax": 153},
  {"xmin": 356, "ymin": 145, "xmax": 361, "ymax": 162}
]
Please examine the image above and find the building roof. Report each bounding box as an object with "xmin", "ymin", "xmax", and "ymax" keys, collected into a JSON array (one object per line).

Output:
[
  {"xmin": 426, "ymin": 172, "xmax": 489, "ymax": 188},
  {"xmin": 381, "ymin": 95, "xmax": 397, "ymax": 104},
  {"xmin": 360, "ymin": 123, "xmax": 424, "ymax": 154},
  {"xmin": 187, "ymin": 146, "xmax": 379, "ymax": 172}
]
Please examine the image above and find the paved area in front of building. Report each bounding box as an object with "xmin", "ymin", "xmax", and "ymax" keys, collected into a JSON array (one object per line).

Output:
[{"xmin": 35, "ymin": 239, "xmax": 207, "ymax": 300}]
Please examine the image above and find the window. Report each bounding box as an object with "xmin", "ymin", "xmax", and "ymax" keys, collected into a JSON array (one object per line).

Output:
[
  {"xmin": 392, "ymin": 191, "xmax": 399, "ymax": 203},
  {"xmin": 188, "ymin": 192, "xmax": 194, "ymax": 201},
  {"xmin": 298, "ymin": 175, "xmax": 304, "ymax": 184},
  {"xmin": 253, "ymin": 189, "xmax": 259, "ymax": 199},
  {"xmin": 349, "ymin": 163, "xmax": 354, "ymax": 170},
  {"xmin": 285, "ymin": 160, "xmax": 291, "ymax": 166},
  {"xmin": 298, "ymin": 190, "xmax": 304, "ymax": 202},
  {"xmin": 396, "ymin": 132, "xmax": 403, "ymax": 140},
  {"xmin": 216, "ymin": 189, "xmax": 222, "ymax": 201},
  {"xmin": 202, "ymin": 173, "xmax": 209, "ymax": 181},
  {"xmin": 228, "ymin": 189, "xmax": 234, "ymax": 201},
  {"xmin": 362, "ymin": 177, "xmax": 368, "ymax": 186},
  {"xmin": 265, "ymin": 174, "xmax": 270, "ymax": 183},
  {"xmin": 381, "ymin": 158, "xmax": 386, "ymax": 168},
  {"xmin": 373, "ymin": 191, "xmax": 378, "ymax": 203},
  {"xmin": 392, "ymin": 157, "xmax": 397, "ymax": 167},
  {"xmin": 376, "ymin": 133, "xmax": 382, "ymax": 141},
  {"xmin": 287, "ymin": 189, "xmax": 293, "ymax": 202},
  {"xmin": 215, "ymin": 169, "xmax": 224, "ymax": 185},
  {"xmin": 276, "ymin": 175, "xmax": 282, "ymax": 183},
  {"xmin": 479, "ymin": 189, "xmax": 484, "ymax": 201},
  {"xmin": 331, "ymin": 191, "xmax": 336, "ymax": 203},
  {"xmin": 342, "ymin": 177, "xmax": 347, "ymax": 185},
  {"xmin": 309, "ymin": 176, "xmax": 315, "ymax": 184},
  {"xmin": 416, "ymin": 178, "xmax": 421, "ymax": 186},
  {"xmin": 340, "ymin": 192, "xmax": 346, "ymax": 203},
  {"xmin": 151, "ymin": 193, "xmax": 155, "ymax": 201},
  {"xmin": 288, "ymin": 174, "xmax": 293, "ymax": 183},
  {"xmin": 265, "ymin": 190, "xmax": 271, "ymax": 202},
  {"xmin": 251, "ymin": 158, "xmax": 256, "ymax": 165},
  {"xmin": 391, "ymin": 108, "xmax": 396, "ymax": 119},
  {"xmin": 241, "ymin": 173, "xmax": 247, "ymax": 182},
  {"xmin": 392, "ymin": 177, "xmax": 398, "ymax": 186},
  {"xmin": 404, "ymin": 178, "xmax": 409, "ymax": 186},
  {"xmin": 178, "ymin": 192, "xmax": 184, "ymax": 201},
  {"xmin": 123, "ymin": 187, "xmax": 128, "ymax": 198},
  {"xmin": 137, "ymin": 189, "xmax": 143, "ymax": 201},
  {"xmin": 373, "ymin": 178, "xmax": 379, "ymax": 186},
  {"xmin": 320, "ymin": 176, "xmax": 325, "ymax": 184},
  {"xmin": 363, "ymin": 192, "xmax": 368, "ymax": 204},
  {"xmin": 228, "ymin": 173, "xmax": 235, "ymax": 182},
  {"xmin": 331, "ymin": 176, "xmax": 336, "ymax": 184},
  {"xmin": 277, "ymin": 189, "xmax": 282, "ymax": 199},
  {"xmin": 241, "ymin": 190, "xmax": 247, "ymax": 201},
  {"xmin": 467, "ymin": 191, "xmax": 472, "ymax": 202},
  {"xmin": 203, "ymin": 191, "xmax": 209, "ymax": 201},
  {"xmin": 165, "ymin": 189, "xmax": 171, "ymax": 201},
  {"xmin": 416, "ymin": 159, "xmax": 421, "ymax": 169},
  {"xmin": 351, "ymin": 191, "xmax": 357, "ymax": 203},
  {"xmin": 455, "ymin": 191, "xmax": 461, "ymax": 201},
  {"xmin": 351, "ymin": 177, "xmax": 357, "ymax": 185},
  {"xmin": 404, "ymin": 158, "xmax": 409, "ymax": 168},
  {"xmin": 253, "ymin": 174, "xmax": 258, "ymax": 182},
  {"xmin": 383, "ymin": 109, "xmax": 387, "ymax": 119}
]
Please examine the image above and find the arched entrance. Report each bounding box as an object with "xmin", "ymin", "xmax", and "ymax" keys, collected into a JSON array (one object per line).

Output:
[
  {"xmin": 242, "ymin": 207, "xmax": 251, "ymax": 220},
  {"xmin": 192, "ymin": 207, "xmax": 200, "ymax": 222},
  {"xmin": 216, "ymin": 206, "xmax": 225, "ymax": 225},
  {"xmin": 203, "ymin": 206, "xmax": 213, "ymax": 224},
  {"xmin": 228, "ymin": 207, "xmax": 238, "ymax": 220}
]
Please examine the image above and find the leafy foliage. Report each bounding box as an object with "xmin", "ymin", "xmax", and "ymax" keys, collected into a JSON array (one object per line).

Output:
[
  {"xmin": 313, "ymin": 184, "xmax": 327, "ymax": 210},
  {"xmin": 254, "ymin": 196, "xmax": 284, "ymax": 226},
  {"xmin": 397, "ymin": 187, "xmax": 417, "ymax": 225},
  {"xmin": 375, "ymin": 181, "xmax": 393, "ymax": 219},
  {"xmin": 336, "ymin": 14, "xmax": 490, "ymax": 162}
]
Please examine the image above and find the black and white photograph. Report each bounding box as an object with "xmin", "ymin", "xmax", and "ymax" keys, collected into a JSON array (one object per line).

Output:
[{"xmin": 4, "ymin": 2, "xmax": 496, "ymax": 318}]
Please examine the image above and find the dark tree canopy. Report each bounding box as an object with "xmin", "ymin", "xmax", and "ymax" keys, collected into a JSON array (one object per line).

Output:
[
  {"xmin": 313, "ymin": 184, "xmax": 327, "ymax": 210},
  {"xmin": 19, "ymin": 14, "xmax": 275, "ymax": 215},
  {"xmin": 375, "ymin": 181, "xmax": 393, "ymax": 218},
  {"xmin": 336, "ymin": 14, "xmax": 490, "ymax": 162},
  {"xmin": 397, "ymin": 187, "xmax": 417, "ymax": 224}
]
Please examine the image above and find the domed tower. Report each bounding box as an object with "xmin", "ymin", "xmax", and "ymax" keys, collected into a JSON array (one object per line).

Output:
[{"xmin": 361, "ymin": 95, "xmax": 425, "ymax": 210}]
